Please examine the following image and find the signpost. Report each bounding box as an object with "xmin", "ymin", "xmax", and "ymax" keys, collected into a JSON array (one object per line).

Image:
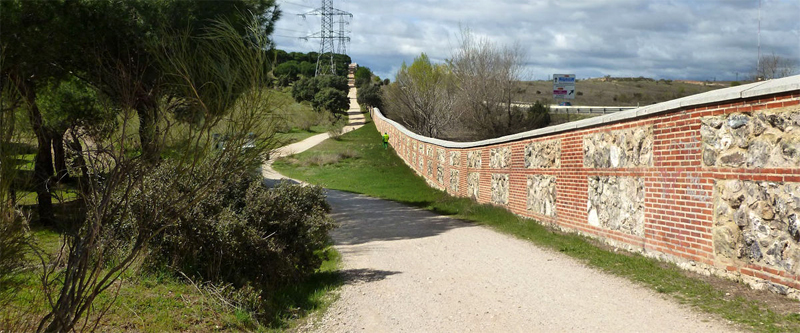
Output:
[
  {"xmin": 553, "ymin": 74, "xmax": 576, "ymax": 121},
  {"xmin": 553, "ymin": 74, "xmax": 576, "ymax": 100}
]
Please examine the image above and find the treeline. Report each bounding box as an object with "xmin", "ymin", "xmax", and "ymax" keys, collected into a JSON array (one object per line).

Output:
[
  {"xmin": 272, "ymin": 50, "xmax": 351, "ymax": 86},
  {"xmin": 355, "ymin": 66, "xmax": 386, "ymax": 111},
  {"xmin": 1, "ymin": 1, "xmax": 334, "ymax": 331}
]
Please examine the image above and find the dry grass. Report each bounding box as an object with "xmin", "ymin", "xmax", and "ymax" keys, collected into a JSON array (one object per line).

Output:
[{"xmin": 514, "ymin": 78, "xmax": 733, "ymax": 106}]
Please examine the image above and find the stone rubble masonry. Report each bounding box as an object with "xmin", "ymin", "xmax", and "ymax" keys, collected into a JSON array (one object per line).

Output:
[
  {"xmin": 584, "ymin": 126, "xmax": 653, "ymax": 168},
  {"xmin": 491, "ymin": 174, "xmax": 509, "ymax": 205},
  {"xmin": 525, "ymin": 139, "xmax": 561, "ymax": 169},
  {"xmin": 587, "ymin": 176, "xmax": 646, "ymax": 237},
  {"xmin": 437, "ymin": 148, "xmax": 446, "ymax": 164},
  {"xmin": 450, "ymin": 151, "xmax": 461, "ymax": 167},
  {"xmin": 527, "ymin": 175, "xmax": 557, "ymax": 217},
  {"xmin": 450, "ymin": 170, "xmax": 460, "ymax": 193},
  {"xmin": 714, "ymin": 180, "xmax": 800, "ymax": 280},
  {"xmin": 490, "ymin": 147, "xmax": 512, "ymax": 169},
  {"xmin": 427, "ymin": 160, "xmax": 433, "ymax": 177},
  {"xmin": 467, "ymin": 150, "xmax": 482, "ymax": 168},
  {"xmin": 467, "ymin": 172, "xmax": 480, "ymax": 200},
  {"xmin": 701, "ymin": 108, "xmax": 800, "ymax": 168},
  {"xmin": 372, "ymin": 76, "xmax": 800, "ymax": 296}
]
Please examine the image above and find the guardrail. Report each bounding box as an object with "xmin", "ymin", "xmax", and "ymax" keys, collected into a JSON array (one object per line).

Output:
[{"xmin": 511, "ymin": 102, "xmax": 636, "ymax": 114}]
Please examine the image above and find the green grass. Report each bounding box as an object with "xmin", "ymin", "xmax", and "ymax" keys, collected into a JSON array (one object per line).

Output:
[
  {"xmin": 274, "ymin": 125, "xmax": 329, "ymax": 145},
  {"xmin": 1, "ymin": 227, "xmax": 343, "ymax": 332},
  {"xmin": 274, "ymin": 121, "xmax": 800, "ymax": 333}
]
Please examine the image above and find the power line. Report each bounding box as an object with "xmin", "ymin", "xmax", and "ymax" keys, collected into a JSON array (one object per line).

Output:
[
  {"xmin": 275, "ymin": 27, "xmax": 311, "ymax": 34},
  {"xmin": 278, "ymin": 0, "xmax": 314, "ymax": 9}
]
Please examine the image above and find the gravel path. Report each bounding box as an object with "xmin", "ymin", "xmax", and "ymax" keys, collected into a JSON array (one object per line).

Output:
[
  {"xmin": 300, "ymin": 193, "xmax": 742, "ymax": 332},
  {"xmin": 265, "ymin": 87, "xmax": 742, "ymax": 332}
]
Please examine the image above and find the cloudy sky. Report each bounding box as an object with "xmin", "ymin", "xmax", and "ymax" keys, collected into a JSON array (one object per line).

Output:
[{"xmin": 273, "ymin": 0, "xmax": 800, "ymax": 81}]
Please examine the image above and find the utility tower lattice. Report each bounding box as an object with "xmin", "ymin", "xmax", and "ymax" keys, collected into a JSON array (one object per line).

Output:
[{"xmin": 299, "ymin": 0, "xmax": 352, "ymax": 76}]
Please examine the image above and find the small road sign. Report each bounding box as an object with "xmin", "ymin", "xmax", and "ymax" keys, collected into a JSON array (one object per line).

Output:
[{"xmin": 553, "ymin": 74, "xmax": 576, "ymax": 100}]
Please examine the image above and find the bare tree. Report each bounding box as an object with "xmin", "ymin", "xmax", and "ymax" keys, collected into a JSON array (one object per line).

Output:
[
  {"xmin": 449, "ymin": 29, "xmax": 543, "ymax": 140},
  {"xmin": 34, "ymin": 16, "xmax": 280, "ymax": 333},
  {"xmin": 756, "ymin": 52, "xmax": 798, "ymax": 80},
  {"xmin": 382, "ymin": 53, "xmax": 460, "ymax": 139},
  {"xmin": 449, "ymin": 29, "xmax": 549, "ymax": 139}
]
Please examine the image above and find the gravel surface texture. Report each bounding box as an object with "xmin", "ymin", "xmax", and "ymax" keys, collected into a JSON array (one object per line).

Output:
[{"xmin": 298, "ymin": 192, "xmax": 742, "ymax": 333}]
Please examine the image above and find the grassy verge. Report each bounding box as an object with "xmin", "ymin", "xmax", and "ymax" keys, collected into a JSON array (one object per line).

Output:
[
  {"xmin": 1, "ymin": 227, "xmax": 342, "ymax": 332},
  {"xmin": 274, "ymin": 121, "xmax": 800, "ymax": 333}
]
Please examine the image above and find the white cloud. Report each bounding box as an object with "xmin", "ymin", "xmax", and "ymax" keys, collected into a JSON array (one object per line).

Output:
[{"xmin": 274, "ymin": 0, "xmax": 800, "ymax": 81}]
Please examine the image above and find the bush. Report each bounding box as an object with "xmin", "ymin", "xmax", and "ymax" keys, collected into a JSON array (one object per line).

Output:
[
  {"xmin": 524, "ymin": 100, "xmax": 551, "ymax": 129},
  {"xmin": 146, "ymin": 171, "xmax": 337, "ymax": 299},
  {"xmin": 327, "ymin": 125, "xmax": 345, "ymax": 141},
  {"xmin": 312, "ymin": 87, "xmax": 349, "ymax": 117},
  {"xmin": 291, "ymin": 76, "xmax": 317, "ymax": 102}
]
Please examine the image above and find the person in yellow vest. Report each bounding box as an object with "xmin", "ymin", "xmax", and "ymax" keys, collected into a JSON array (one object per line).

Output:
[{"xmin": 382, "ymin": 132, "xmax": 389, "ymax": 149}]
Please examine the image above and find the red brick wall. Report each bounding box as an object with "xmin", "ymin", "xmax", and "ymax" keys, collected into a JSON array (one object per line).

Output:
[{"xmin": 373, "ymin": 90, "xmax": 800, "ymax": 291}]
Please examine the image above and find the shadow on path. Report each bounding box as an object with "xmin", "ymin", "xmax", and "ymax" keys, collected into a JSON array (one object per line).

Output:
[
  {"xmin": 340, "ymin": 268, "xmax": 401, "ymax": 285},
  {"xmin": 326, "ymin": 190, "xmax": 472, "ymax": 246}
]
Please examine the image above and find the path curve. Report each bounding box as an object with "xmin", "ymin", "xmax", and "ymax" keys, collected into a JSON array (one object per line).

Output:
[
  {"xmin": 262, "ymin": 86, "xmax": 365, "ymax": 181},
  {"xmin": 263, "ymin": 86, "xmax": 741, "ymax": 332}
]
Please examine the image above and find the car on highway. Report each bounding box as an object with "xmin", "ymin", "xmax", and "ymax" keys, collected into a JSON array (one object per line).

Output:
[{"xmin": 558, "ymin": 101, "xmax": 572, "ymax": 106}]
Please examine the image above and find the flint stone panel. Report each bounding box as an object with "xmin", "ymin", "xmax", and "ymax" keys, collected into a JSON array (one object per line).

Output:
[
  {"xmin": 437, "ymin": 148, "xmax": 446, "ymax": 164},
  {"xmin": 418, "ymin": 155, "xmax": 424, "ymax": 171},
  {"xmin": 468, "ymin": 151, "xmax": 482, "ymax": 168},
  {"xmin": 584, "ymin": 126, "xmax": 653, "ymax": 168},
  {"xmin": 450, "ymin": 170, "xmax": 460, "ymax": 193},
  {"xmin": 714, "ymin": 180, "xmax": 800, "ymax": 275},
  {"xmin": 490, "ymin": 147, "xmax": 511, "ymax": 169},
  {"xmin": 412, "ymin": 152, "xmax": 417, "ymax": 166},
  {"xmin": 467, "ymin": 172, "xmax": 480, "ymax": 199},
  {"xmin": 427, "ymin": 160, "xmax": 433, "ymax": 177},
  {"xmin": 426, "ymin": 145, "xmax": 434, "ymax": 157},
  {"xmin": 419, "ymin": 143, "xmax": 424, "ymax": 155},
  {"xmin": 491, "ymin": 174, "xmax": 509, "ymax": 205},
  {"xmin": 524, "ymin": 139, "xmax": 561, "ymax": 169},
  {"xmin": 701, "ymin": 108, "xmax": 800, "ymax": 168},
  {"xmin": 450, "ymin": 151, "xmax": 461, "ymax": 167},
  {"xmin": 437, "ymin": 165, "xmax": 444, "ymax": 184},
  {"xmin": 587, "ymin": 176, "xmax": 645, "ymax": 237},
  {"xmin": 527, "ymin": 175, "xmax": 557, "ymax": 217}
]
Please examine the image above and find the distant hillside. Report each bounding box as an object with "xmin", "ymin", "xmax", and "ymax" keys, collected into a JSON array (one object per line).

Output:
[{"xmin": 514, "ymin": 77, "xmax": 741, "ymax": 106}]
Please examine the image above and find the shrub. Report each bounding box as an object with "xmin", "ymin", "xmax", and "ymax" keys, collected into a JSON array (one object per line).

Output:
[
  {"xmin": 291, "ymin": 76, "xmax": 317, "ymax": 102},
  {"xmin": 328, "ymin": 125, "xmax": 345, "ymax": 140},
  {"xmin": 312, "ymin": 87, "xmax": 349, "ymax": 117},
  {"xmin": 146, "ymin": 171, "xmax": 337, "ymax": 298}
]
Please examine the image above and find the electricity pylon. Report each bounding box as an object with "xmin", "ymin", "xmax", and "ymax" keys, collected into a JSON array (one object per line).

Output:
[{"xmin": 299, "ymin": 0, "xmax": 352, "ymax": 76}]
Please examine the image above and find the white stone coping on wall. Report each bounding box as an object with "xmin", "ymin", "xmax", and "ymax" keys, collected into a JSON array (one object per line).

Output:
[{"xmin": 374, "ymin": 74, "xmax": 800, "ymax": 149}]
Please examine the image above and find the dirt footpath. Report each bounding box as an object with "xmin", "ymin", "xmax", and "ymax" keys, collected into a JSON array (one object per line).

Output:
[{"xmin": 300, "ymin": 192, "xmax": 742, "ymax": 332}]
